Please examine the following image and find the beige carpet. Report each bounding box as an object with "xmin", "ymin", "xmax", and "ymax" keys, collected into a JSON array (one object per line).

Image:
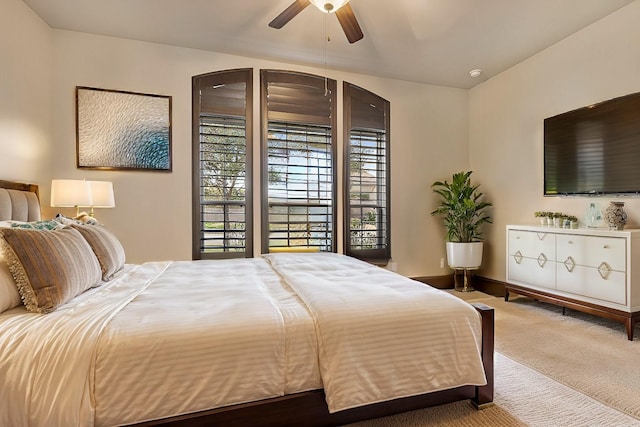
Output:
[
  {"xmin": 469, "ymin": 292, "xmax": 640, "ymax": 421},
  {"xmin": 346, "ymin": 290, "xmax": 640, "ymax": 426}
]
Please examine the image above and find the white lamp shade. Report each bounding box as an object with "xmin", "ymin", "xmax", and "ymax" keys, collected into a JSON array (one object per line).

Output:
[
  {"xmin": 51, "ymin": 180, "xmax": 92, "ymax": 207},
  {"xmin": 309, "ymin": 0, "xmax": 348, "ymax": 13},
  {"xmin": 88, "ymin": 181, "xmax": 115, "ymax": 208}
]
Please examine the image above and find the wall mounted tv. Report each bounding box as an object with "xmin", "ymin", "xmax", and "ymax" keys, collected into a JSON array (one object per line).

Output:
[{"xmin": 544, "ymin": 90, "xmax": 640, "ymax": 196}]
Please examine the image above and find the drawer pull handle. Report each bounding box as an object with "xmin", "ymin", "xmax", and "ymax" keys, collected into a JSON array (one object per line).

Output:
[
  {"xmin": 513, "ymin": 251, "xmax": 523, "ymax": 264},
  {"xmin": 537, "ymin": 233, "xmax": 546, "ymax": 241},
  {"xmin": 564, "ymin": 256, "xmax": 576, "ymax": 273},
  {"xmin": 603, "ymin": 245, "xmax": 609, "ymax": 249},
  {"xmin": 537, "ymin": 253, "xmax": 547, "ymax": 268},
  {"xmin": 568, "ymin": 240, "xmax": 573, "ymax": 245},
  {"xmin": 598, "ymin": 262, "xmax": 612, "ymax": 280}
]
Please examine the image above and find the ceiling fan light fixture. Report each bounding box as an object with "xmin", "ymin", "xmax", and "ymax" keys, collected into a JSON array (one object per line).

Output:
[{"xmin": 309, "ymin": 0, "xmax": 349, "ymax": 14}]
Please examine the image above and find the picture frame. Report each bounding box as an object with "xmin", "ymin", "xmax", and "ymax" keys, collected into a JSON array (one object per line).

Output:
[{"xmin": 76, "ymin": 86, "xmax": 172, "ymax": 171}]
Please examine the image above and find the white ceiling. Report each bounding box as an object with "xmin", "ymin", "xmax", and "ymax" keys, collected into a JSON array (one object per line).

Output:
[{"xmin": 22, "ymin": 0, "xmax": 635, "ymax": 89}]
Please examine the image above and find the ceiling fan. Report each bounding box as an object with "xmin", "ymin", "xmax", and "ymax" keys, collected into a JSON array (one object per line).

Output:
[{"xmin": 269, "ymin": 0, "xmax": 364, "ymax": 44}]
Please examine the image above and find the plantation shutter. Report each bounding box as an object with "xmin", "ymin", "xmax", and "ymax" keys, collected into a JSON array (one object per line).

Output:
[
  {"xmin": 261, "ymin": 70, "xmax": 337, "ymax": 253},
  {"xmin": 192, "ymin": 69, "xmax": 253, "ymax": 259},
  {"xmin": 344, "ymin": 82, "xmax": 391, "ymax": 263}
]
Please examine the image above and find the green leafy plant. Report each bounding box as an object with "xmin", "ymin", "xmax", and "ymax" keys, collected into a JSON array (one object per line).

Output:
[{"xmin": 431, "ymin": 171, "xmax": 492, "ymax": 242}]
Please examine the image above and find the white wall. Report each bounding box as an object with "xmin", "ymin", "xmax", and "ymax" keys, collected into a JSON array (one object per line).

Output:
[
  {"xmin": 50, "ymin": 30, "xmax": 469, "ymax": 273},
  {"xmin": 469, "ymin": 1, "xmax": 640, "ymax": 280},
  {"xmin": 0, "ymin": 0, "xmax": 52, "ymax": 188},
  {"xmin": 8, "ymin": 0, "xmax": 640, "ymax": 280}
]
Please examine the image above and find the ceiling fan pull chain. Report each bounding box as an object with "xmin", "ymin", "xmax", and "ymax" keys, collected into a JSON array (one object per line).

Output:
[{"xmin": 324, "ymin": 15, "xmax": 330, "ymax": 96}]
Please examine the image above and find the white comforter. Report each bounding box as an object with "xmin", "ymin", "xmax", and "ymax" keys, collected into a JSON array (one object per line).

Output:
[
  {"xmin": 0, "ymin": 253, "xmax": 487, "ymax": 426},
  {"xmin": 264, "ymin": 253, "xmax": 487, "ymax": 412},
  {"xmin": 0, "ymin": 258, "xmax": 320, "ymax": 427}
]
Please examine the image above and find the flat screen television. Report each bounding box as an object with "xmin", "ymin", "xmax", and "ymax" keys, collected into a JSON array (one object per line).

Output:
[{"xmin": 544, "ymin": 90, "xmax": 640, "ymax": 195}]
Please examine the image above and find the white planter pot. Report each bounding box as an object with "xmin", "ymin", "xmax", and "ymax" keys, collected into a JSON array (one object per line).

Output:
[{"xmin": 446, "ymin": 241, "xmax": 484, "ymax": 269}]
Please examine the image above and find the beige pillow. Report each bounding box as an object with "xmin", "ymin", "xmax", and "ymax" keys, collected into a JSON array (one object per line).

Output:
[
  {"xmin": 0, "ymin": 255, "xmax": 21, "ymax": 313},
  {"xmin": 0, "ymin": 227, "xmax": 102, "ymax": 314},
  {"xmin": 0, "ymin": 222, "xmax": 22, "ymax": 313},
  {"xmin": 70, "ymin": 225, "xmax": 125, "ymax": 281}
]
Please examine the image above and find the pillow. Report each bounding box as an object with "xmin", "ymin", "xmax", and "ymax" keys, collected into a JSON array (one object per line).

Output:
[
  {"xmin": 0, "ymin": 220, "xmax": 64, "ymax": 313},
  {"xmin": 54, "ymin": 213, "xmax": 101, "ymax": 226},
  {"xmin": 0, "ymin": 227, "xmax": 102, "ymax": 314},
  {"xmin": 0, "ymin": 222, "xmax": 22, "ymax": 312},
  {"xmin": 9, "ymin": 220, "xmax": 64, "ymax": 230},
  {"xmin": 0, "ymin": 255, "xmax": 21, "ymax": 313},
  {"xmin": 1, "ymin": 220, "xmax": 64, "ymax": 231},
  {"xmin": 70, "ymin": 225, "xmax": 125, "ymax": 281}
]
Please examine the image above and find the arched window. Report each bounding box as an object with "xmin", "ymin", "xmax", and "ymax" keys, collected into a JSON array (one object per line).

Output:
[
  {"xmin": 344, "ymin": 82, "xmax": 391, "ymax": 263},
  {"xmin": 261, "ymin": 70, "xmax": 337, "ymax": 253},
  {"xmin": 192, "ymin": 69, "xmax": 253, "ymax": 259},
  {"xmin": 192, "ymin": 69, "xmax": 390, "ymax": 263}
]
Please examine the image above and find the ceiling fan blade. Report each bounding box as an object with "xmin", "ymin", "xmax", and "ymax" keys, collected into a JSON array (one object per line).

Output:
[
  {"xmin": 335, "ymin": 3, "xmax": 364, "ymax": 43},
  {"xmin": 269, "ymin": 0, "xmax": 311, "ymax": 29}
]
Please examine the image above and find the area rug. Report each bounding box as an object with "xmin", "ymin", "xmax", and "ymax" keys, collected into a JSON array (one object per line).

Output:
[
  {"xmin": 348, "ymin": 289, "xmax": 640, "ymax": 426},
  {"xmin": 464, "ymin": 292, "xmax": 640, "ymax": 421},
  {"xmin": 348, "ymin": 352, "xmax": 639, "ymax": 426}
]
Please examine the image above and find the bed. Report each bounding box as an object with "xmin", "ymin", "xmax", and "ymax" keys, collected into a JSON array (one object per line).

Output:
[{"xmin": 0, "ymin": 179, "xmax": 494, "ymax": 427}]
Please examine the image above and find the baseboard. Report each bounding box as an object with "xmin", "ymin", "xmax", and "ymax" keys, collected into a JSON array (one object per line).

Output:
[
  {"xmin": 473, "ymin": 276, "xmax": 506, "ymax": 298},
  {"xmin": 412, "ymin": 275, "xmax": 453, "ymax": 289},
  {"xmin": 412, "ymin": 274, "xmax": 506, "ymax": 297}
]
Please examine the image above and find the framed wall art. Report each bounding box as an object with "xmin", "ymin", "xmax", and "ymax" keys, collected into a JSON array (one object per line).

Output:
[{"xmin": 76, "ymin": 86, "xmax": 172, "ymax": 171}]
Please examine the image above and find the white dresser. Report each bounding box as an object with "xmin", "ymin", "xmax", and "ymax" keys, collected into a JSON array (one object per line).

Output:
[{"xmin": 505, "ymin": 225, "xmax": 640, "ymax": 340}]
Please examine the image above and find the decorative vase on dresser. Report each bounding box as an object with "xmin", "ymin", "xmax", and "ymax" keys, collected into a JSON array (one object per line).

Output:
[
  {"xmin": 584, "ymin": 202, "xmax": 602, "ymax": 228},
  {"xmin": 604, "ymin": 201, "xmax": 627, "ymax": 230}
]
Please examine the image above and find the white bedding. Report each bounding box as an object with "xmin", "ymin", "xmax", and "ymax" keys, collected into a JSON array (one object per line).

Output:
[
  {"xmin": 0, "ymin": 258, "xmax": 320, "ymax": 427},
  {"xmin": 0, "ymin": 253, "xmax": 487, "ymax": 426},
  {"xmin": 0, "ymin": 262, "xmax": 168, "ymax": 427},
  {"xmin": 264, "ymin": 252, "xmax": 487, "ymax": 413}
]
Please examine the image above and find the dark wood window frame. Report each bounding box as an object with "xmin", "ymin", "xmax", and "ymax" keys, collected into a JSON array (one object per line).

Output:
[
  {"xmin": 192, "ymin": 68, "xmax": 253, "ymax": 259},
  {"xmin": 343, "ymin": 82, "xmax": 391, "ymax": 264},
  {"xmin": 260, "ymin": 70, "xmax": 338, "ymax": 254},
  {"xmin": 192, "ymin": 70, "xmax": 391, "ymax": 263}
]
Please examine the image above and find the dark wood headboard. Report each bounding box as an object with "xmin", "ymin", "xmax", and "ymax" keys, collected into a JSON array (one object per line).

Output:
[{"xmin": 0, "ymin": 180, "xmax": 39, "ymax": 198}]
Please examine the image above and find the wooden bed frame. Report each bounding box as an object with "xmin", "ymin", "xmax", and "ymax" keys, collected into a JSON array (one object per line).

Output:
[{"xmin": 1, "ymin": 180, "xmax": 495, "ymax": 427}]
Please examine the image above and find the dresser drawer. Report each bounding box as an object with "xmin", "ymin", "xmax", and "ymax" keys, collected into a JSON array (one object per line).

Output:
[
  {"xmin": 556, "ymin": 234, "xmax": 626, "ymax": 272},
  {"xmin": 508, "ymin": 230, "xmax": 555, "ymax": 260},
  {"xmin": 557, "ymin": 264, "xmax": 626, "ymax": 305},
  {"xmin": 507, "ymin": 254, "xmax": 556, "ymax": 290}
]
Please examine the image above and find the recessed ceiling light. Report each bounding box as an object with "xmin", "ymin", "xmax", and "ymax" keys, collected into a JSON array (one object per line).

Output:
[{"xmin": 469, "ymin": 69, "xmax": 482, "ymax": 78}]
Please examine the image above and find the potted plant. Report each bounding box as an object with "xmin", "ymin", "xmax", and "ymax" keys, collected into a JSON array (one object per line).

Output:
[
  {"xmin": 545, "ymin": 212, "xmax": 554, "ymax": 226},
  {"xmin": 568, "ymin": 215, "xmax": 578, "ymax": 229},
  {"xmin": 431, "ymin": 171, "xmax": 492, "ymax": 271}
]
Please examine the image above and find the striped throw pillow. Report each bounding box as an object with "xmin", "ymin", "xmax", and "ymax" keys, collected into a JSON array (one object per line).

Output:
[
  {"xmin": 0, "ymin": 227, "xmax": 102, "ymax": 313},
  {"xmin": 70, "ymin": 225, "xmax": 125, "ymax": 281}
]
